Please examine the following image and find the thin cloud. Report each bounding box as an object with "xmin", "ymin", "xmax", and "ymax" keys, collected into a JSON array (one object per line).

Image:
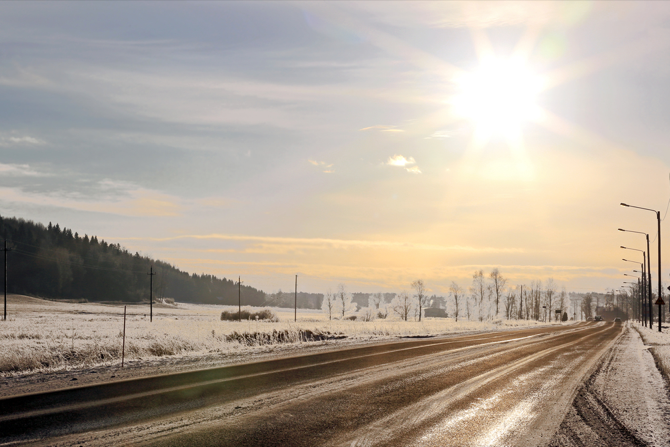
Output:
[
  {"xmin": 0, "ymin": 134, "xmax": 45, "ymax": 147},
  {"xmin": 114, "ymin": 233, "xmax": 525, "ymax": 254},
  {"xmin": 387, "ymin": 154, "xmax": 416, "ymax": 167},
  {"xmin": 405, "ymin": 165, "xmax": 421, "ymax": 174},
  {"xmin": 359, "ymin": 125, "xmax": 404, "ymax": 132},
  {"xmin": 308, "ymin": 159, "xmax": 334, "ymax": 173},
  {"xmin": 0, "ymin": 163, "xmax": 45, "ymax": 177}
]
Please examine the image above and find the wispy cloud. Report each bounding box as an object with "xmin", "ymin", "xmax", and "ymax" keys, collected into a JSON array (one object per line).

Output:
[
  {"xmin": 114, "ymin": 232, "xmax": 525, "ymax": 254},
  {"xmin": 386, "ymin": 154, "xmax": 421, "ymax": 173},
  {"xmin": 308, "ymin": 159, "xmax": 334, "ymax": 173},
  {"xmin": 359, "ymin": 125, "xmax": 404, "ymax": 132},
  {"xmin": 0, "ymin": 163, "xmax": 46, "ymax": 177},
  {"xmin": 0, "ymin": 183, "xmax": 181, "ymax": 217},
  {"xmin": 0, "ymin": 133, "xmax": 45, "ymax": 147},
  {"xmin": 386, "ymin": 154, "xmax": 415, "ymax": 167}
]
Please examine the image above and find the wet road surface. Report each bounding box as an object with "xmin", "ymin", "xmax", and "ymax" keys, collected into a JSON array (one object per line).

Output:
[{"xmin": 0, "ymin": 322, "xmax": 622, "ymax": 446}]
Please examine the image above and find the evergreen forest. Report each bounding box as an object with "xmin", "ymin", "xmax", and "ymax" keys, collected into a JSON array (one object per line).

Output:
[{"xmin": 0, "ymin": 215, "xmax": 266, "ymax": 305}]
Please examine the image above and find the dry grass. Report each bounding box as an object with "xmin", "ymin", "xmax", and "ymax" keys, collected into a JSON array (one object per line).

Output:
[
  {"xmin": 0, "ymin": 295, "xmax": 555, "ymax": 375},
  {"xmin": 632, "ymin": 322, "xmax": 670, "ymax": 380}
]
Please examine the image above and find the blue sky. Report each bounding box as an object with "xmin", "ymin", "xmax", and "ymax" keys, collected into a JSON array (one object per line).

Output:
[{"xmin": 2, "ymin": 1, "xmax": 670, "ymax": 295}]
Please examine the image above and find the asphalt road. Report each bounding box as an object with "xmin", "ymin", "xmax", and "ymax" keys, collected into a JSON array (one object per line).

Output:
[{"xmin": 0, "ymin": 322, "xmax": 622, "ymax": 446}]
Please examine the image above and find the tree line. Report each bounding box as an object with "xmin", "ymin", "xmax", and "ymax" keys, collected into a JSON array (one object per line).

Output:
[
  {"xmin": 320, "ymin": 270, "xmax": 578, "ymax": 322},
  {"xmin": 0, "ymin": 215, "xmax": 266, "ymax": 305}
]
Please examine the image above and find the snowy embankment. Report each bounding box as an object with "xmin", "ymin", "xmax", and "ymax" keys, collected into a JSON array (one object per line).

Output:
[
  {"xmin": 0, "ymin": 295, "xmax": 555, "ymax": 377},
  {"xmin": 632, "ymin": 322, "xmax": 670, "ymax": 382},
  {"xmin": 550, "ymin": 323, "xmax": 670, "ymax": 446}
]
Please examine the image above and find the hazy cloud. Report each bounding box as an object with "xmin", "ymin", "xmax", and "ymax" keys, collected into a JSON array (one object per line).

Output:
[{"xmin": 387, "ymin": 154, "xmax": 415, "ymax": 167}]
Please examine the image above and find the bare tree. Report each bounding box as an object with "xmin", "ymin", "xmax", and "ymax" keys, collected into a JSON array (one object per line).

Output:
[
  {"xmin": 471, "ymin": 270, "xmax": 486, "ymax": 321},
  {"xmin": 504, "ymin": 291, "xmax": 515, "ymax": 319},
  {"xmin": 321, "ymin": 289, "xmax": 335, "ymax": 321},
  {"xmin": 392, "ymin": 291, "xmax": 413, "ymax": 321},
  {"xmin": 581, "ymin": 293, "xmax": 593, "ymax": 319},
  {"xmin": 335, "ymin": 283, "xmax": 356, "ymax": 319},
  {"xmin": 449, "ymin": 281, "xmax": 463, "ymax": 322},
  {"xmin": 545, "ymin": 278, "xmax": 557, "ymax": 322},
  {"xmin": 557, "ymin": 287, "xmax": 567, "ymax": 322},
  {"xmin": 411, "ymin": 280, "xmax": 427, "ymax": 322},
  {"xmin": 489, "ymin": 268, "xmax": 507, "ymax": 318}
]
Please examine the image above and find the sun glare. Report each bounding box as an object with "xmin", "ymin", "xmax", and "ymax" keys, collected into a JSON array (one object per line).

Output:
[{"xmin": 453, "ymin": 58, "xmax": 542, "ymax": 143}]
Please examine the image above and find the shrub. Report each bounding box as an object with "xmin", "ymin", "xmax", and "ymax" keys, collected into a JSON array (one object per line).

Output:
[{"xmin": 220, "ymin": 308, "xmax": 278, "ymax": 322}]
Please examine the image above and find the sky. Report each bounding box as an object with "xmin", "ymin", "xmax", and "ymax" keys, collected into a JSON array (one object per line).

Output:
[{"xmin": 2, "ymin": 1, "xmax": 670, "ymax": 296}]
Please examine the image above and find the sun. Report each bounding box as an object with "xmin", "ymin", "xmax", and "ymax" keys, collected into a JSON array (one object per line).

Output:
[{"xmin": 452, "ymin": 58, "xmax": 542, "ymax": 144}]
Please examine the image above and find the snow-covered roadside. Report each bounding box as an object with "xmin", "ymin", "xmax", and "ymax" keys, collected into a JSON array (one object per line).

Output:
[
  {"xmin": 550, "ymin": 323, "xmax": 670, "ymax": 446},
  {"xmin": 633, "ymin": 322, "xmax": 670, "ymax": 383}
]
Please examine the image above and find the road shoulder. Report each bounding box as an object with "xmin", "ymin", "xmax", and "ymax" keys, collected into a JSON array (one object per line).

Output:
[{"xmin": 549, "ymin": 324, "xmax": 670, "ymax": 447}]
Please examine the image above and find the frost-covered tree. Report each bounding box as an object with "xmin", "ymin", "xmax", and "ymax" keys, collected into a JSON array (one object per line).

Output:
[
  {"xmin": 369, "ymin": 292, "xmax": 388, "ymax": 319},
  {"xmin": 489, "ymin": 268, "xmax": 507, "ymax": 318},
  {"xmin": 334, "ymin": 283, "xmax": 356, "ymax": 319},
  {"xmin": 449, "ymin": 282, "xmax": 463, "ymax": 322},
  {"xmin": 392, "ymin": 291, "xmax": 413, "ymax": 321},
  {"xmin": 411, "ymin": 279, "xmax": 427, "ymax": 322},
  {"xmin": 545, "ymin": 278, "xmax": 557, "ymax": 321},
  {"xmin": 471, "ymin": 270, "xmax": 486, "ymax": 321},
  {"xmin": 321, "ymin": 289, "xmax": 335, "ymax": 321}
]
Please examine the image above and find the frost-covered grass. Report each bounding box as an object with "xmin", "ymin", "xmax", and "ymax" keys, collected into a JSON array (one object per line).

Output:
[
  {"xmin": 0, "ymin": 295, "xmax": 555, "ymax": 375},
  {"xmin": 632, "ymin": 322, "xmax": 670, "ymax": 380}
]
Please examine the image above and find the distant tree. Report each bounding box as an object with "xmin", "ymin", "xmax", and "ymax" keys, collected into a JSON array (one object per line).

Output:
[
  {"xmin": 581, "ymin": 293, "xmax": 594, "ymax": 319},
  {"xmin": 489, "ymin": 268, "xmax": 507, "ymax": 318},
  {"xmin": 562, "ymin": 311, "xmax": 568, "ymax": 322},
  {"xmin": 369, "ymin": 292, "xmax": 388, "ymax": 319},
  {"xmin": 449, "ymin": 281, "xmax": 463, "ymax": 322},
  {"xmin": 411, "ymin": 279, "xmax": 427, "ymax": 322},
  {"xmin": 504, "ymin": 291, "xmax": 516, "ymax": 319},
  {"xmin": 321, "ymin": 289, "xmax": 335, "ymax": 321},
  {"xmin": 335, "ymin": 283, "xmax": 356, "ymax": 319},
  {"xmin": 557, "ymin": 287, "xmax": 567, "ymax": 322},
  {"xmin": 392, "ymin": 291, "xmax": 413, "ymax": 321},
  {"xmin": 545, "ymin": 278, "xmax": 557, "ymax": 321},
  {"xmin": 471, "ymin": 270, "xmax": 486, "ymax": 321}
]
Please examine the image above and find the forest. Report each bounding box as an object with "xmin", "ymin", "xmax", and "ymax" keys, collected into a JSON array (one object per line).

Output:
[{"xmin": 0, "ymin": 215, "xmax": 266, "ymax": 305}]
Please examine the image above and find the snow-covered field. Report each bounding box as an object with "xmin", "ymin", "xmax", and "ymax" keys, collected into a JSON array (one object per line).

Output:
[
  {"xmin": 0, "ymin": 295, "xmax": 554, "ymax": 376},
  {"xmin": 632, "ymin": 322, "xmax": 670, "ymax": 381}
]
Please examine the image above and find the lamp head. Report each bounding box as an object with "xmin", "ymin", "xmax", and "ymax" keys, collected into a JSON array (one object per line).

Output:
[
  {"xmin": 620, "ymin": 246, "xmax": 626, "ymax": 249},
  {"xmin": 618, "ymin": 228, "xmax": 625, "ymax": 232},
  {"xmin": 621, "ymin": 203, "xmax": 630, "ymax": 207}
]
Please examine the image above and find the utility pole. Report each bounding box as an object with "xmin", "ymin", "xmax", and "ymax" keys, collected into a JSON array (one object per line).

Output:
[
  {"xmin": 148, "ymin": 266, "xmax": 156, "ymax": 322},
  {"xmin": 2, "ymin": 241, "xmax": 10, "ymax": 321},
  {"xmin": 657, "ymin": 210, "xmax": 663, "ymax": 332},
  {"xmin": 294, "ymin": 275, "xmax": 297, "ymax": 322},
  {"xmin": 238, "ymin": 276, "xmax": 241, "ymax": 321}
]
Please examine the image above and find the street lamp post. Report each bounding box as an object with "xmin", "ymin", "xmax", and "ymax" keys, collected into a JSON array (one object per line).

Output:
[
  {"xmin": 622, "ymin": 251, "xmax": 647, "ymax": 326},
  {"xmin": 623, "ymin": 273, "xmax": 641, "ymax": 322},
  {"xmin": 620, "ymin": 228, "xmax": 652, "ymax": 328},
  {"xmin": 621, "ymin": 203, "xmax": 662, "ymax": 332}
]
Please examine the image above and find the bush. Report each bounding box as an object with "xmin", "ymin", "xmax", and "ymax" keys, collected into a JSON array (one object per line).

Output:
[{"xmin": 220, "ymin": 308, "xmax": 278, "ymax": 322}]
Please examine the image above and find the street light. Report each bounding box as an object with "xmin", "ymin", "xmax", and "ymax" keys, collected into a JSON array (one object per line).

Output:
[
  {"xmin": 621, "ymin": 203, "xmax": 663, "ymax": 332},
  {"xmin": 619, "ymin": 228, "xmax": 652, "ymax": 328},
  {"xmin": 622, "ymin": 250, "xmax": 647, "ymax": 326}
]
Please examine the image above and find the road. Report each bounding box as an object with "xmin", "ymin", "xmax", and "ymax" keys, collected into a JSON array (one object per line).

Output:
[{"xmin": 0, "ymin": 322, "xmax": 622, "ymax": 446}]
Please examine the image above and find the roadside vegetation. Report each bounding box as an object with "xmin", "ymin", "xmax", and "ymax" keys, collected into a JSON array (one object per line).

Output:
[{"xmin": 0, "ymin": 295, "xmax": 558, "ymax": 375}]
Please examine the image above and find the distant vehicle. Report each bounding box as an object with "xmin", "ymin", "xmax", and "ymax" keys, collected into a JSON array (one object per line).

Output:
[
  {"xmin": 614, "ymin": 317, "xmax": 622, "ymax": 322},
  {"xmin": 594, "ymin": 315, "xmax": 603, "ymax": 321}
]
